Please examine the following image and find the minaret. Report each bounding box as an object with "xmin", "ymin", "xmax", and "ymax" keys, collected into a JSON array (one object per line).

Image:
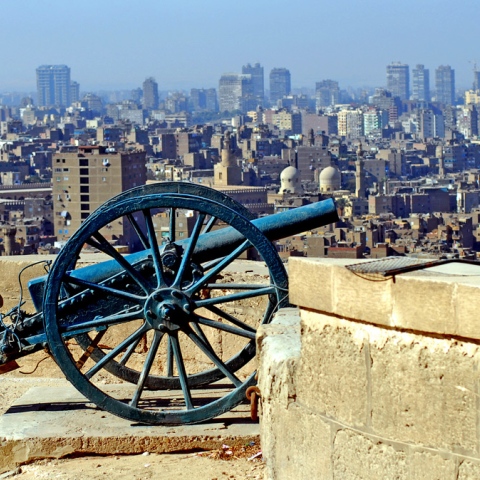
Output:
[
  {"xmin": 214, "ymin": 131, "xmax": 242, "ymax": 186},
  {"xmin": 436, "ymin": 144, "xmax": 445, "ymax": 178},
  {"xmin": 2, "ymin": 227, "xmax": 17, "ymax": 256},
  {"xmin": 221, "ymin": 131, "xmax": 235, "ymax": 167},
  {"xmin": 355, "ymin": 142, "xmax": 366, "ymax": 199}
]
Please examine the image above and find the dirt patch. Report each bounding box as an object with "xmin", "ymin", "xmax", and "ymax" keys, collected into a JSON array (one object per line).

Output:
[{"xmin": 2, "ymin": 451, "xmax": 264, "ymax": 479}]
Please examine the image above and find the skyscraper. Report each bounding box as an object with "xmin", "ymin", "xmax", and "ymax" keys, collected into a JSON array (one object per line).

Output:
[
  {"xmin": 142, "ymin": 77, "xmax": 159, "ymax": 110},
  {"xmin": 435, "ymin": 65, "xmax": 455, "ymax": 105},
  {"xmin": 269, "ymin": 68, "xmax": 291, "ymax": 104},
  {"xmin": 189, "ymin": 88, "xmax": 218, "ymax": 112},
  {"xmin": 242, "ymin": 63, "xmax": 264, "ymax": 106},
  {"xmin": 474, "ymin": 69, "xmax": 480, "ymax": 91},
  {"xmin": 70, "ymin": 81, "xmax": 80, "ymax": 104},
  {"xmin": 36, "ymin": 65, "xmax": 71, "ymax": 107},
  {"xmin": 412, "ymin": 64, "xmax": 430, "ymax": 102},
  {"xmin": 205, "ymin": 88, "xmax": 218, "ymax": 112},
  {"xmin": 315, "ymin": 80, "xmax": 340, "ymax": 108},
  {"xmin": 218, "ymin": 74, "xmax": 253, "ymax": 112},
  {"xmin": 386, "ymin": 62, "xmax": 409, "ymax": 100}
]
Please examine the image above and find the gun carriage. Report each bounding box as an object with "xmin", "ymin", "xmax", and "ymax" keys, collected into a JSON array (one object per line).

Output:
[{"xmin": 0, "ymin": 182, "xmax": 338, "ymax": 425}]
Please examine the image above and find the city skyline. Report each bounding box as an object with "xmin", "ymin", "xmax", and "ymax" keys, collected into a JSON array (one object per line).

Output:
[{"xmin": 0, "ymin": 0, "xmax": 479, "ymax": 92}]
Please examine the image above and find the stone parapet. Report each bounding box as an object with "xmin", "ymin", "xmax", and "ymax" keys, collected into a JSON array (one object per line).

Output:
[
  {"xmin": 258, "ymin": 257, "xmax": 480, "ymax": 479},
  {"xmin": 288, "ymin": 257, "xmax": 480, "ymax": 339}
]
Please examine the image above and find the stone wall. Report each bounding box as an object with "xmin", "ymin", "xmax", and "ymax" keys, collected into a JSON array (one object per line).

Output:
[
  {"xmin": 0, "ymin": 255, "xmax": 269, "ymax": 376},
  {"xmin": 257, "ymin": 258, "xmax": 480, "ymax": 480}
]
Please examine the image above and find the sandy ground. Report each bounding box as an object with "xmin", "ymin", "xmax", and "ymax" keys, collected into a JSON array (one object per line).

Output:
[
  {"xmin": 1, "ymin": 453, "xmax": 265, "ymax": 480},
  {"xmin": 0, "ymin": 353, "xmax": 265, "ymax": 480}
]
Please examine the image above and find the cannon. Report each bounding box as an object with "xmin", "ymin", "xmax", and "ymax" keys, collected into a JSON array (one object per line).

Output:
[{"xmin": 0, "ymin": 182, "xmax": 338, "ymax": 425}]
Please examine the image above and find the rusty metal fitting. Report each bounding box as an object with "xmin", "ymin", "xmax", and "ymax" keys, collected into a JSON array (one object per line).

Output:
[{"xmin": 246, "ymin": 385, "xmax": 261, "ymax": 421}]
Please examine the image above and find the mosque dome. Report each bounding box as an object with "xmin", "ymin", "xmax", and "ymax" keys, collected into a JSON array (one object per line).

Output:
[
  {"xmin": 319, "ymin": 166, "xmax": 341, "ymax": 193},
  {"xmin": 279, "ymin": 165, "xmax": 301, "ymax": 194}
]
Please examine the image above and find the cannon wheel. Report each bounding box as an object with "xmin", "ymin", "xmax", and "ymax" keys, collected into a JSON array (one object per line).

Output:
[
  {"xmin": 44, "ymin": 191, "xmax": 288, "ymax": 425},
  {"xmin": 73, "ymin": 182, "xmax": 258, "ymax": 389}
]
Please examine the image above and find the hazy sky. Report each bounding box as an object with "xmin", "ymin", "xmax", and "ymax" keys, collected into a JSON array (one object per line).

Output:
[{"xmin": 1, "ymin": 0, "xmax": 478, "ymax": 93}]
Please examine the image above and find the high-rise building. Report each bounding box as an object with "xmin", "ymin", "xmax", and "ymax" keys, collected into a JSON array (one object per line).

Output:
[
  {"xmin": 205, "ymin": 88, "xmax": 218, "ymax": 112},
  {"xmin": 53, "ymin": 145, "xmax": 147, "ymax": 248},
  {"xmin": 142, "ymin": 77, "xmax": 159, "ymax": 110},
  {"xmin": 36, "ymin": 65, "xmax": 71, "ymax": 107},
  {"xmin": 363, "ymin": 109, "xmax": 388, "ymax": 135},
  {"xmin": 417, "ymin": 109, "xmax": 445, "ymax": 139},
  {"xmin": 386, "ymin": 62, "xmax": 409, "ymax": 100},
  {"xmin": 218, "ymin": 74, "xmax": 253, "ymax": 112},
  {"xmin": 242, "ymin": 63, "xmax": 264, "ymax": 106},
  {"xmin": 315, "ymin": 80, "xmax": 340, "ymax": 109},
  {"xmin": 269, "ymin": 68, "xmax": 291, "ymax": 104},
  {"xmin": 70, "ymin": 81, "xmax": 80, "ymax": 104},
  {"xmin": 337, "ymin": 109, "xmax": 364, "ymax": 139},
  {"xmin": 474, "ymin": 69, "xmax": 480, "ymax": 91},
  {"xmin": 411, "ymin": 65, "xmax": 430, "ymax": 102},
  {"xmin": 457, "ymin": 104, "xmax": 478, "ymax": 139},
  {"xmin": 435, "ymin": 65, "xmax": 455, "ymax": 105},
  {"xmin": 190, "ymin": 88, "xmax": 218, "ymax": 112}
]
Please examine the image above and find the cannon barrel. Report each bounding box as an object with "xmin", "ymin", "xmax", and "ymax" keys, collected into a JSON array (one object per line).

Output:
[{"xmin": 28, "ymin": 197, "xmax": 338, "ymax": 310}]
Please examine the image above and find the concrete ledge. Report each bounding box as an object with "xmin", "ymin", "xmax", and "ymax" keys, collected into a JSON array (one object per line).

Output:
[
  {"xmin": 289, "ymin": 257, "xmax": 480, "ymax": 340},
  {"xmin": 0, "ymin": 383, "xmax": 258, "ymax": 473}
]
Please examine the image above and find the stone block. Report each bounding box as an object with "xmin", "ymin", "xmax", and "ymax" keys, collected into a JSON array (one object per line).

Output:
[
  {"xmin": 332, "ymin": 264, "xmax": 393, "ymax": 327},
  {"xmin": 391, "ymin": 276, "xmax": 456, "ymax": 335},
  {"xmin": 296, "ymin": 310, "xmax": 368, "ymax": 427},
  {"xmin": 263, "ymin": 404, "xmax": 333, "ymax": 480},
  {"xmin": 332, "ymin": 429, "xmax": 408, "ymax": 479},
  {"xmin": 370, "ymin": 330, "xmax": 479, "ymax": 453},
  {"xmin": 454, "ymin": 282, "xmax": 480, "ymax": 340},
  {"xmin": 257, "ymin": 308, "xmax": 304, "ymax": 480},
  {"xmin": 289, "ymin": 257, "xmax": 334, "ymax": 313},
  {"xmin": 289, "ymin": 257, "xmax": 394, "ymax": 327},
  {"xmin": 458, "ymin": 459, "xmax": 480, "ymax": 479},
  {"xmin": 408, "ymin": 451, "xmax": 456, "ymax": 480},
  {"xmin": 0, "ymin": 259, "xmax": 53, "ymax": 313},
  {"xmin": 257, "ymin": 308, "xmax": 301, "ymax": 412}
]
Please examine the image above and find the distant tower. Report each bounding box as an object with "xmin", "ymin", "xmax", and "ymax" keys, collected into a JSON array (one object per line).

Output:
[
  {"xmin": 242, "ymin": 63, "xmax": 264, "ymax": 106},
  {"xmin": 386, "ymin": 62, "xmax": 410, "ymax": 100},
  {"xmin": 214, "ymin": 131, "xmax": 242, "ymax": 186},
  {"xmin": 218, "ymin": 73, "xmax": 253, "ymax": 112},
  {"xmin": 70, "ymin": 81, "xmax": 80, "ymax": 104},
  {"xmin": 435, "ymin": 66, "xmax": 455, "ymax": 105},
  {"xmin": 36, "ymin": 65, "xmax": 71, "ymax": 107},
  {"xmin": 142, "ymin": 77, "xmax": 159, "ymax": 110},
  {"xmin": 269, "ymin": 68, "xmax": 291, "ymax": 104},
  {"xmin": 355, "ymin": 142, "xmax": 366, "ymax": 199},
  {"xmin": 436, "ymin": 144, "xmax": 445, "ymax": 177},
  {"xmin": 474, "ymin": 68, "xmax": 480, "ymax": 91},
  {"xmin": 412, "ymin": 65, "xmax": 430, "ymax": 102}
]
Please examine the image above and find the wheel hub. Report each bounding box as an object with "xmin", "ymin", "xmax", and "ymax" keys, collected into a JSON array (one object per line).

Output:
[{"xmin": 144, "ymin": 288, "xmax": 192, "ymax": 332}]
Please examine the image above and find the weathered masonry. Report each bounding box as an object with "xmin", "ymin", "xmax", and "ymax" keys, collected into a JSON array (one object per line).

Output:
[{"xmin": 258, "ymin": 257, "xmax": 480, "ymax": 480}]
